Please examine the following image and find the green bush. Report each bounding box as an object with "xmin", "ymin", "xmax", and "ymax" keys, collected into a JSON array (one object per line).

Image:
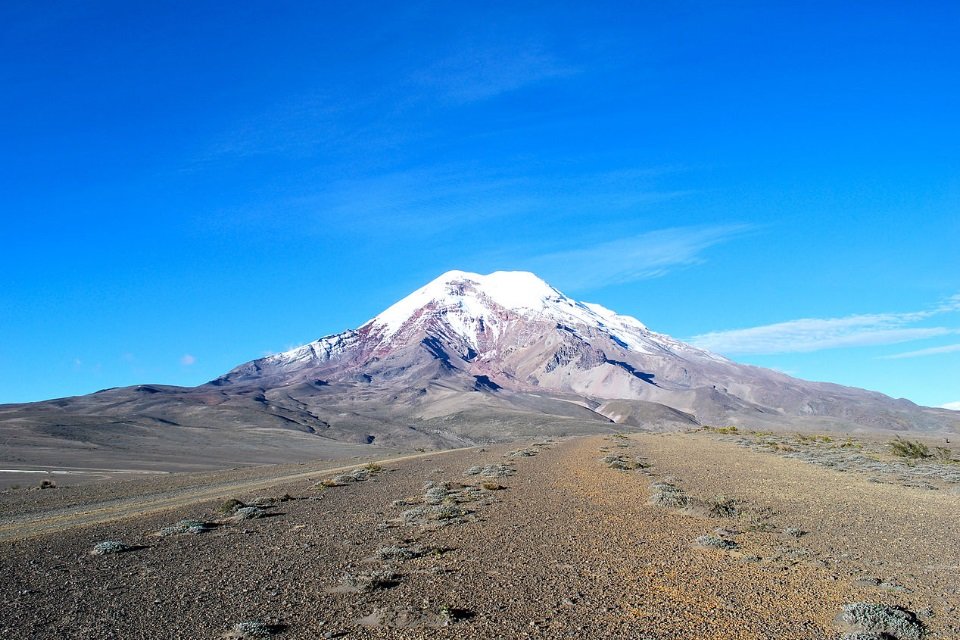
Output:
[{"xmin": 889, "ymin": 437, "xmax": 931, "ymax": 459}]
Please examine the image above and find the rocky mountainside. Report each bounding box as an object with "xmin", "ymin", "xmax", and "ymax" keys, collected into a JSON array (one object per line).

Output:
[
  {"xmin": 1, "ymin": 271, "xmax": 957, "ymax": 473},
  {"xmin": 214, "ymin": 270, "xmax": 954, "ymax": 432}
]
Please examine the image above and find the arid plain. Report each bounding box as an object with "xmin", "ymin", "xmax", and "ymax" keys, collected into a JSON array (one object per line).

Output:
[{"xmin": 2, "ymin": 429, "xmax": 957, "ymax": 640}]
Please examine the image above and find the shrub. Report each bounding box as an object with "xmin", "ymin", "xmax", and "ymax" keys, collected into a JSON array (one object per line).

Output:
[
  {"xmin": 376, "ymin": 545, "xmax": 426, "ymax": 561},
  {"xmin": 340, "ymin": 569, "xmax": 399, "ymax": 593},
  {"xmin": 837, "ymin": 603, "xmax": 925, "ymax": 640},
  {"xmin": 218, "ymin": 499, "xmax": 246, "ymax": 514},
  {"xmin": 601, "ymin": 453, "xmax": 647, "ymax": 470},
  {"xmin": 694, "ymin": 535, "xmax": 736, "ymax": 550},
  {"xmin": 319, "ymin": 467, "xmax": 375, "ymax": 487},
  {"xmin": 438, "ymin": 605, "xmax": 472, "ymax": 623},
  {"xmin": 707, "ymin": 496, "xmax": 740, "ymax": 518},
  {"xmin": 232, "ymin": 506, "xmax": 268, "ymax": 520},
  {"xmin": 224, "ymin": 621, "xmax": 278, "ymax": 638},
  {"xmin": 158, "ymin": 519, "xmax": 213, "ymax": 536},
  {"xmin": 432, "ymin": 504, "xmax": 468, "ymax": 520},
  {"xmin": 649, "ymin": 482, "xmax": 689, "ymax": 508},
  {"xmin": 933, "ymin": 446, "xmax": 955, "ymax": 463},
  {"xmin": 401, "ymin": 506, "xmax": 428, "ymax": 525},
  {"xmin": 708, "ymin": 425, "xmax": 739, "ymax": 434},
  {"xmin": 479, "ymin": 464, "xmax": 514, "ymax": 478},
  {"xmin": 424, "ymin": 485, "xmax": 450, "ymax": 505},
  {"xmin": 889, "ymin": 437, "xmax": 931, "ymax": 459},
  {"xmin": 91, "ymin": 540, "xmax": 134, "ymax": 555}
]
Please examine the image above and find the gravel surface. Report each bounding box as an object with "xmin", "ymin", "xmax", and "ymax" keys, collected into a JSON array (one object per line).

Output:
[{"xmin": 1, "ymin": 432, "xmax": 957, "ymax": 639}]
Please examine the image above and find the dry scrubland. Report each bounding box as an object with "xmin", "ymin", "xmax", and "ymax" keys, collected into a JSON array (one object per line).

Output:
[{"xmin": 1, "ymin": 430, "xmax": 958, "ymax": 639}]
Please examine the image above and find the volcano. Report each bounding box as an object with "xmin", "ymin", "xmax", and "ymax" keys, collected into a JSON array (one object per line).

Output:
[{"xmin": 1, "ymin": 271, "xmax": 956, "ymax": 473}]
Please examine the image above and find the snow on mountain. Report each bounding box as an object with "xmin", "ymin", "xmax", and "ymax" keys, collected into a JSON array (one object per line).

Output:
[
  {"xmin": 366, "ymin": 270, "xmax": 726, "ymax": 358},
  {"xmin": 249, "ymin": 270, "xmax": 728, "ymax": 379},
  {"xmin": 367, "ymin": 270, "xmax": 618, "ymax": 346}
]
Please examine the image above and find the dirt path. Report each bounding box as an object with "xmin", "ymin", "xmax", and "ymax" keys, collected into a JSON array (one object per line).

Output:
[{"xmin": 0, "ymin": 447, "xmax": 471, "ymax": 542}]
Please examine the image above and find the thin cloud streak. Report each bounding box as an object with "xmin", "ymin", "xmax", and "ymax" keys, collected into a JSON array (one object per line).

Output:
[
  {"xmin": 528, "ymin": 224, "xmax": 754, "ymax": 290},
  {"xmin": 690, "ymin": 300, "xmax": 959, "ymax": 355},
  {"xmin": 883, "ymin": 343, "xmax": 960, "ymax": 359},
  {"xmin": 412, "ymin": 42, "xmax": 577, "ymax": 104},
  {"xmin": 200, "ymin": 163, "xmax": 691, "ymax": 239}
]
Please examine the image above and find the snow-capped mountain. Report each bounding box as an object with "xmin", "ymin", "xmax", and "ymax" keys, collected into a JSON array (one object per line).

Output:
[
  {"xmin": 213, "ymin": 270, "xmax": 953, "ymax": 433},
  {"xmin": 217, "ymin": 270, "xmax": 726, "ymax": 391},
  {"xmin": 2, "ymin": 270, "xmax": 957, "ymax": 470}
]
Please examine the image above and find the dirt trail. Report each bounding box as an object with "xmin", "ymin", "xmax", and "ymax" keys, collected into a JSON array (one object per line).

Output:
[{"xmin": 0, "ymin": 447, "xmax": 470, "ymax": 542}]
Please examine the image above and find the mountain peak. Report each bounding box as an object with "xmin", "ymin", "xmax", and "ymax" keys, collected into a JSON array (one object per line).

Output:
[
  {"xmin": 365, "ymin": 270, "xmax": 565, "ymax": 341},
  {"xmin": 423, "ymin": 270, "xmax": 560, "ymax": 306}
]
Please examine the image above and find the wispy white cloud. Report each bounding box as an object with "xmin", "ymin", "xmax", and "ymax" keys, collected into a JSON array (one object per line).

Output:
[
  {"xmin": 941, "ymin": 401, "xmax": 960, "ymax": 411},
  {"xmin": 180, "ymin": 354, "xmax": 196, "ymax": 366},
  {"xmin": 528, "ymin": 224, "xmax": 754, "ymax": 290},
  {"xmin": 413, "ymin": 42, "xmax": 576, "ymax": 103},
  {"xmin": 690, "ymin": 298, "xmax": 959, "ymax": 355},
  {"xmin": 882, "ymin": 343, "xmax": 960, "ymax": 359},
  {"xmin": 937, "ymin": 294, "xmax": 960, "ymax": 313},
  {"xmin": 202, "ymin": 162, "xmax": 691, "ymax": 240}
]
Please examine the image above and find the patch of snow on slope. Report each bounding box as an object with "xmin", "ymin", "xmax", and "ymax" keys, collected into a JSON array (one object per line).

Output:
[{"xmin": 367, "ymin": 270, "xmax": 655, "ymax": 348}]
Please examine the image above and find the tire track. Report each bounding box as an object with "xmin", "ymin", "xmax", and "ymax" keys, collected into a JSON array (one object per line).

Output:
[{"xmin": 0, "ymin": 447, "xmax": 472, "ymax": 542}]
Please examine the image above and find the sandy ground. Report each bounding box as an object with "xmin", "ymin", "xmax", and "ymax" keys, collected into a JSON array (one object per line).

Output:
[{"xmin": 0, "ymin": 432, "xmax": 957, "ymax": 639}]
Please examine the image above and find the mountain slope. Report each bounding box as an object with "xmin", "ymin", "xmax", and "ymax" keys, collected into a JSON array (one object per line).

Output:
[
  {"xmin": 214, "ymin": 270, "xmax": 956, "ymax": 432},
  {"xmin": 1, "ymin": 270, "xmax": 957, "ymax": 476}
]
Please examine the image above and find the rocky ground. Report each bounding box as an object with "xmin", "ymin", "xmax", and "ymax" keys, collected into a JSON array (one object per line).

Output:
[{"xmin": 1, "ymin": 431, "xmax": 957, "ymax": 639}]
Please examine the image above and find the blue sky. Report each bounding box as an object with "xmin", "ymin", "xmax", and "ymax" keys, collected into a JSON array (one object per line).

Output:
[{"xmin": 1, "ymin": 1, "xmax": 958, "ymax": 408}]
